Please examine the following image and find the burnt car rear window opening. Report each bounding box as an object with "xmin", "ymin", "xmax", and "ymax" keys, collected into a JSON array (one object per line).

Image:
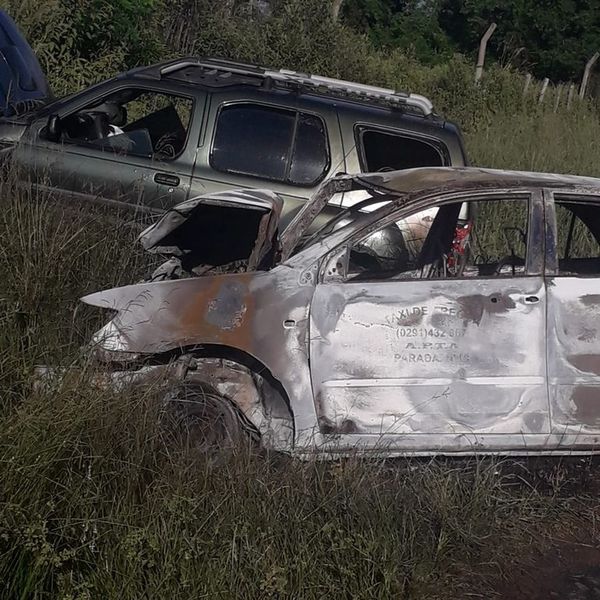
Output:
[
  {"xmin": 555, "ymin": 197, "xmax": 600, "ymax": 275},
  {"xmin": 210, "ymin": 103, "xmax": 330, "ymax": 186},
  {"xmin": 357, "ymin": 126, "xmax": 446, "ymax": 172},
  {"xmin": 50, "ymin": 88, "xmax": 194, "ymax": 161}
]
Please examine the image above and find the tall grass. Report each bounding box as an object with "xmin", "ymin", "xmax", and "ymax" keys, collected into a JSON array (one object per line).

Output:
[{"xmin": 0, "ymin": 360, "xmax": 581, "ymax": 599}]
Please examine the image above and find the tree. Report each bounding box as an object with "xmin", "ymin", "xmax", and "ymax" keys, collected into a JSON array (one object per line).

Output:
[
  {"xmin": 439, "ymin": 0, "xmax": 600, "ymax": 80},
  {"xmin": 342, "ymin": 0, "xmax": 453, "ymax": 63}
]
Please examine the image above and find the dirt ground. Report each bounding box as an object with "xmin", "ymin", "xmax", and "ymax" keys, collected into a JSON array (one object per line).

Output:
[{"xmin": 494, "ymin": 458, "xmax": 600, "ymax": 600}]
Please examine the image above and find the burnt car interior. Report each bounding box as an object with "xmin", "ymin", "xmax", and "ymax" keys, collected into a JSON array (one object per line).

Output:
[
  {"xmin": 348, "ymin": 197, "xmax": 530, "ymax": 280},
  {"xmin": 556, "ymin": 199, "xmax": 600, "ymax": 275},
  {"xmin": 50, "ymin": 89, "xmax": 192, "ymax": 160}
]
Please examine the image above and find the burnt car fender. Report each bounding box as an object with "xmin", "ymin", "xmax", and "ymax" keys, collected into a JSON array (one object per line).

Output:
[{"xmin": 82, "ymin": 267, "xmax": 321, "ymax": 447}]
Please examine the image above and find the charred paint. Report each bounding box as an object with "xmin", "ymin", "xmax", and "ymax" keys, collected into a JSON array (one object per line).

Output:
[
  {"xmin": 567, "ymin": 354, "xmax": 600, "ymax": 375},
  {"xmin": 178, "ymin": 275, "xmax": 257, "ymax": 350},
  {"xmin": 205, "ymin": 279, "xmax": 248, "ymax": 331},
  {"xmin": 572, "ymin": 386, "xmax": 600, "ymax": 427},
  {"xmin": 524, "ymin": 412, "xmax": 546, "ymax": 434},
  {"xmin": 457, "ymin": 293, "xmax": 516, "ymax": 326},
  {"xmin": 310, "ymin": 292, "xmax": 347, "ymax": 339},
  {"xmin": 580, "ymin": 295, "xmax": 600, "ymax": 307}
]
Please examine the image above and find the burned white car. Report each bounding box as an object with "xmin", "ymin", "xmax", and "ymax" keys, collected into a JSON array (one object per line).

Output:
[{"xmin": 80, "ymin": 167, "xmax": 600, "ymax": 456}]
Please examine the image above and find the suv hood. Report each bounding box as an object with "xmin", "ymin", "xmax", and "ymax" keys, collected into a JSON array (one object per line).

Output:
[
  {"xmin": 139, "ymin": 189, "xmax": 284, "ymax": 272},
  {"xmin": 0, "ymin": 10, "xmax": 50, "ymax": 117}
]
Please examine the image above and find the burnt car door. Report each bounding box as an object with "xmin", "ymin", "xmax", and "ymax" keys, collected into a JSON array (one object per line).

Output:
[
  {"xmin": 544, "ymin": 191, "xmax": 600, "ymax": 437},
  {"xmin": 309, "ymin": 190, "xmax": 550, "ymax": 452},
  {"xmin": 13, "ymin": 83, "xmax": 202, "ymax": 214}
]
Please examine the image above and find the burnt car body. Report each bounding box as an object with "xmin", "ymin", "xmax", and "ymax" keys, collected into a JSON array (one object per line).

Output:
[
  {"xmin": 79, "ymin": 166, "xmax": 600, "ymax": 457},
  {"xmin": 0, "ymin": 10, "xmax": 467, "ymax": 227}
]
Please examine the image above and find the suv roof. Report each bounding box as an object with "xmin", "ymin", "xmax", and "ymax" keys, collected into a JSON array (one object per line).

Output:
[{"xmin": 126, "ymin": 57, "xmax": 436, "ymax": 118}]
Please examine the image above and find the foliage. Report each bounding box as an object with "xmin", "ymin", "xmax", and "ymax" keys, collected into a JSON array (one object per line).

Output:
[
  {"xmin": 439, "ymin": 0, "xmax": 600, "ymax": 80},
  {"xmin": 342, "ymin": 0, "xmax": 600, "ymax": 80},
  {"xmin": 343, "ymin": 0, "xmax": 454, "ymax": 64}
]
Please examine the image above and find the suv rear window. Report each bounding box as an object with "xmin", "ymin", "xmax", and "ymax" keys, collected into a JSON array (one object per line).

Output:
[
  {"xmin": 357, "ymin": 127, "xmax": 446, "ymax": 172},
  {"xmin": 211, "ymin": 104, "xmax": 329, "ymax": 186}
]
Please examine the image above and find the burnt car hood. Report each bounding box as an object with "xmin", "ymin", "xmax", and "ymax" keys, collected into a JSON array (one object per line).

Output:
[
  {"xmin": 139, "ymin": 189, "xmax": 284, "ymax": 271},
  {"xmin": 0, "ymin": 10, "xmax": 50, "ymax": 117}
]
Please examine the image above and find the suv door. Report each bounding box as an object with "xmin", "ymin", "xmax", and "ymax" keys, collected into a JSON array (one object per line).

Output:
[
  {"xmin": 309, "ymin": 190, "xmax": 550, "ymax": 453},
  {"xmin": 545, "ymin": 190, "xmax": 600, "ymax": 438},
  {"xmin": 191, "ymin": 95, "xmax": 344, "ymax": 229},
  {"xmin": 14, "ymin": 83, "xmax": 202, "ymax": 214}
]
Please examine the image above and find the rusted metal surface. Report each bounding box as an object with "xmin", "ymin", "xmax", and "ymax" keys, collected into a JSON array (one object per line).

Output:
[{"xmin": 81, "ymin": 167, "xmax": 600, "ymax": 456}]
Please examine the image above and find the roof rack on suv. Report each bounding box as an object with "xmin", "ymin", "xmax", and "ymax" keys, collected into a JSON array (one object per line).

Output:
[{"xmin": 155, "ymin": 58, "xmax": 435, "ymax": 117}]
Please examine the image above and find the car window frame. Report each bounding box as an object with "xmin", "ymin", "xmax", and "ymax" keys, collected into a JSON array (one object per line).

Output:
[
  {"xmin": 40, "ymin": 83, "xmax": 196, "ymax": 163},
  {"xmin": 319, "ymin": 188, "xmax": 544, "ymax": 284},
  {"xmin": 208, "ymin": 100, "xmax": 331, "ymax": 187},
  {"xmin": 544, "ymin": 190, "xmax": 600, "ymax": 278},
  {"xmin": 353, "ymin": 123, "xmax": 451, "ymax": 172}
]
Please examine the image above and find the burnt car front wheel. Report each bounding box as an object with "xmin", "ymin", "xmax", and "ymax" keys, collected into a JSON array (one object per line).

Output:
[{"xmin": 163, "ymin": 383, "xmax": 257, "ymax": 453}]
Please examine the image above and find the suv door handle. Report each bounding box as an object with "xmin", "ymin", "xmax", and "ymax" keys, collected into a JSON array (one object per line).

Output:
[
  {"xmin": 524, "ymin": 295, "xmax": 540, "ymax": 304},
  {"xmin": 154, "ymin": 173, "xmax": 180, "ymax": 186}
]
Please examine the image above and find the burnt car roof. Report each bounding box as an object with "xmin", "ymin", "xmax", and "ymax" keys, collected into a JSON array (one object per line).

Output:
[{"xmin": 354, "ymin": 166, "xmax": 600, "ymax": 197}]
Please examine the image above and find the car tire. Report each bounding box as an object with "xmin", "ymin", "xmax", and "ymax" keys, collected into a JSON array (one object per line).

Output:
[{"xmin": 163, "ymin": 383, "xmax": 254, "ymax": 453}]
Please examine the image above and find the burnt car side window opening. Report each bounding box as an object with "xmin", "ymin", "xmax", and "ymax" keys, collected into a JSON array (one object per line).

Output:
[
  {"xmin": 355, "ymin": 126, "xmax": 447, "ymax": 172},
  {"xmin": 210, "ymin": 103, "xmax": 330, "ymax": 186},
  {"xmin": 48, "ymin": 88, "xmax": 194, "ymax": 161},
  {"xmin": 345, "ymin": 195, "xmax": 531, "ymax": 281},
  {"xmin": 554, "ymin": 197, "xmax": 600, "ymax": 276}
]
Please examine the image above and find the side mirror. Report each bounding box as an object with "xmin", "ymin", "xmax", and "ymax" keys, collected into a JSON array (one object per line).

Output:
[{"xmin": 46, "ymin": 114, "xmax": 62, "ymax": 142}]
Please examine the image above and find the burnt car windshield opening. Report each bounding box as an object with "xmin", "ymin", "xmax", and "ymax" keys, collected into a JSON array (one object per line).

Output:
[
  {"xmin": 211, "ymin": 103, "xmax": 330, "ymax": 186},
  {"xmin": 53, "ymin": 89, "xmax": 193, "ymax": 161},
  {"xmin": 295, "ymin": 190, "xmax": 399, "ymax": 253},
  {"xmin": 357, "ymin": 127, "xmax": 446, "ymax": 172},
  {"xmin": 555, "ymin": 198, "xmax": 600, "ymax": 275},
  {"xmin": 347, "ymin": 196, "xmax": 530, "ymax": 281}
]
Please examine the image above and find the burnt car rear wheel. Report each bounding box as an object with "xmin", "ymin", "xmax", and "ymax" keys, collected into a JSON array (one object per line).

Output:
[{"xmin": 163, "ymin": 383, "xmax": 257, "ymax": 453}]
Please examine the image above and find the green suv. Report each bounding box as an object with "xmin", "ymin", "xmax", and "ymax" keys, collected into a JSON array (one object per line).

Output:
[{"xmin": 0, "ymin": 10, "xmax": 467, "ymax": 224}]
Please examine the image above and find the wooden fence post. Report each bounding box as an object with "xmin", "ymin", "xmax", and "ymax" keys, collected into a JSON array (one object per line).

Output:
[
  {"xmin": 332, "ymin": 0, "xmax": 344, "ymax": 21},
  {"xmin": 522, "ymin": 73, "xmax": 532, "ymax": 97},
  {"xmin": 567, "ymin": 83, "xmax": 575, "ymax": 110},
  {"xmin": 539, "ymin": 78, "xmax": 549, "ymax": 103},
  {"xmin": 475, "ymin": 23, "xmax": 497, "ymax": 83},
  {"xmin": 579, "ymin": 52, "xmax": 599, "ymax": 99},
  {"xmin": 554, "ymin": 84, "xmax": 562, "ymax": 112}
]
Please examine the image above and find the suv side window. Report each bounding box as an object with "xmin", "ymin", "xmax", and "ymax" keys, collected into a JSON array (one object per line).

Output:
[
  {"xmin": 55, "ymin": 88, "xmax": 193, "ymax": 161},
  {"xmin": 356, "ymin": 126, "xmax": 446, "ymax": 172},
  {"xmin": 211, "ymin": 104, "xmax": 329, "ymax": 186}
]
